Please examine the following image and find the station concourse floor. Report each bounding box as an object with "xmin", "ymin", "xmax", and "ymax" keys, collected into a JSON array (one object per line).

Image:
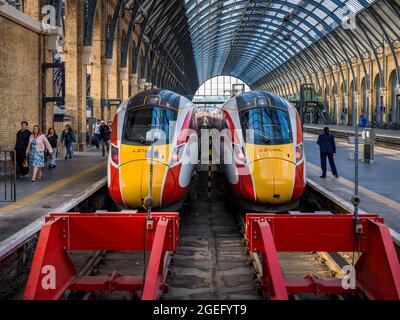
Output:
[
  {"xmin": 304, "ymin": 132, "xmax": 400, "ymax": 233},
  {"xmin": 0, "ymin": 148, "xmax": 106, "ymax": 242}
]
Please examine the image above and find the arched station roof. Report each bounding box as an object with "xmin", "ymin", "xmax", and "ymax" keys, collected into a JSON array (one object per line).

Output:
[
  {"xmin": 183, "ymin": 0, "xmax": 377, "ymax": 86},
  {"xmin": 48, "ymin": 0, "xmax": 400, "ymax": 95}
]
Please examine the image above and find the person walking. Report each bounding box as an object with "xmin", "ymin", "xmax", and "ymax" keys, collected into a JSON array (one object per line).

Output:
[
  {"xmin": 92, "ymin": 119, "xmax": 101, "ymax": 150},
  {"xmin": 317, "ymin": 127, "xmax": 338, "ymax": 179},
  {"xmin": 107, "ymin": 120, "xmax": 113, "ymax": 142},
  {"xmin": 99, "ymin": 120, "xmax": 110, "ymax": 157},
  {"xmin": 25, "ymin": 125, "xmax": 53, "ymax": 182},
  {"xmin": 14, "ymin": 121, "xmax": 31, "ymax": 178},
  {"xmin": 359, "ymin": 114, "xmax": 367, "ymax": 127},
  {"xmin": 46, "ymin": 128, "xmax": 59, "ymax": 169},
  {"xmin": 61, "ymin": 125, "xmax": 76, "ymax": 160},
  {"xmin": 86, "ymin": 121, "xmax": 90, "ymax": 147}
]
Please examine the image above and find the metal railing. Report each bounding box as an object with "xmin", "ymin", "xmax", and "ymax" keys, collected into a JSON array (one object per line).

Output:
[{"xmin": 0, "ymin": 150, "xmax": 16, "ymax": 203}]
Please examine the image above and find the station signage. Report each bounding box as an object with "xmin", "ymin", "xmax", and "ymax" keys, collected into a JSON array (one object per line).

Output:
[
  {"xmin": 101, "ymin": 99, "xmax": 122, "ymax": 107},
  {"xmin": 306, "ymin": 101, "xmax": 317, "ymax": 107},
  {"xmin": 109, "ymin": 99, "xmax": 122, "ymax": 106}
]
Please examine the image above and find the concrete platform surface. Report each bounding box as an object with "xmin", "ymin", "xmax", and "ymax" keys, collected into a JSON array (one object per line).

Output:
[
  {"xmin": 304, "ymin": 124, "xmax": 400, "ymax": 139},
  {"xmin": 304, "ymin": 132, "xmax": 400, "ymax": 233},
  {"xmin": 0, "ymin": 148, "xmax": 107, "ymax": 241}
]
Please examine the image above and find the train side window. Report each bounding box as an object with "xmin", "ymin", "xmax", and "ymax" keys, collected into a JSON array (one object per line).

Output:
[{"xmin": 123, "ymin": 107, "xmax": 177, "ymax": 145}]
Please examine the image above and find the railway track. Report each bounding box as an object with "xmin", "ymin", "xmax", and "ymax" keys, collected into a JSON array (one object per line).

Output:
[
  {"xmin": 65, "ymin": 170, "xmax": 349, "ymax": 300},
  {"xmin": 1, "ymin": 169, "xmax": 399, "ymax": 300}
]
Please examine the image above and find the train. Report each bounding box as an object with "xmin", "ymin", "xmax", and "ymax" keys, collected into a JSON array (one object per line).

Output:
[
  {"xmin": 108, "ymin": 89, "xmax": 198, "ymax": 211},
  {"xmin": 220, "ymin": 91, "xmax": 306, "ymax": 212}
]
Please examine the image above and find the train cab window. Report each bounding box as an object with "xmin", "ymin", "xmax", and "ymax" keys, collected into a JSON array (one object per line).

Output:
[
  {"xmin": 123, "ymin": 107, "xmax": 177, "ymax": 145},
  {"xmin": 240, "ymin": 107, "xmax": 293, "ymax": 145}
]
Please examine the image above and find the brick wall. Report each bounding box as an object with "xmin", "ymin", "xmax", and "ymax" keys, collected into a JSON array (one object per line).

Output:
[{"xmin": 0, "ymin": 15, "xmax": 41, "ymax": 150}]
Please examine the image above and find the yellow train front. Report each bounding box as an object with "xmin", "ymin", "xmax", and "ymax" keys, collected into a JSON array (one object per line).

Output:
[
  {"xmin": 221, "ymin": 91, "xmax": 306, "ymax": 212},
  {"xmin": 108, "ymin": 89, "xmax": 198, "ymax": 211}
]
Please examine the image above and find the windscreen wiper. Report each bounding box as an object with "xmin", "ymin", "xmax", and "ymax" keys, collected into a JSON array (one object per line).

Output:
[{"xmin": 257, "ymin": 134, "xmax": 271, "ymax": 144}]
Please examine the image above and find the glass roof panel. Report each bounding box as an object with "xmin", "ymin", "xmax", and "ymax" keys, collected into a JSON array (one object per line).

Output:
[{"xmin": 184, "ymin": 0, "xmax": 378, "ymax": 85}]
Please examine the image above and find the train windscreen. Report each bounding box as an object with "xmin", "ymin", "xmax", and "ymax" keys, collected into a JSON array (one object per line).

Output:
[
  {"xmin": 240, "ymin": 107, "xmax": 293, "ymax": 145},
  {"xmin": 124, "ymin": 107, "xmax": 177, "ymax": 145}
]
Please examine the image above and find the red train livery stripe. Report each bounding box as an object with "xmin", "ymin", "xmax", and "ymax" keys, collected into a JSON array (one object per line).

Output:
[
  {"xmin": 109, "ymin": 165, "xmax": 124, "ymax": 206},
  {"xmin": 296, "ymin": 112, "xmax": 303, "ymax": 145},
  {"xmin": 291, "ymin": 161, "xmax": 305, "ymax": 201},
  {"xmin": 231, "ymin": 166, "xmax": 255, "ymax": 202},
  {"xmin": 178, "ymin": 110, "xmax": 194, "ymax": 145},
  {"xmin": 111, "ymin": 114, "xmax": 118, "ymax": 145},
  {"xmin": 239, "ymin": 173, "xmax": 256, "ymax": 202},
  {"xmin": 223, "ymin": 110, "xmax": 240, "ymax": 144},
  {"xmin": 161, "ymin": 164, "xmax": 186, "ymax": 206}
]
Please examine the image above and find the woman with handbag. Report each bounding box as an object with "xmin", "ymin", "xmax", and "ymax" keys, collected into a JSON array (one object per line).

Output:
[{"xmin": 25, "ymin": 125, "xmax": 53, "ymax": 182}]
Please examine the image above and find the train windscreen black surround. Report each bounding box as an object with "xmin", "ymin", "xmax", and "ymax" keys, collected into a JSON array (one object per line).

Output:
[
  {"xmin": 123, "ymin": 106, "xmax": 177, "ymax": 145},
  {"xmin": 240, "ymin": 107, "xmax": 293, "ymax": 145}
]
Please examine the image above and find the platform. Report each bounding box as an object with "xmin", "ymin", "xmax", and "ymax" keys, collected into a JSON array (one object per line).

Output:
[
  {"xmin": 304, "ymin": 132, "xmax": 400, "ymax": 234},
  {"xmin": 304, "ymin": 124, "xmax": 400, "ymax": 139},
  {"xmin": 304, "ymin": 124, "xmax": 400, "ymax": 150},
  {"xmin": 0, "ymin": 148, "xmax": 106, "ymax": 242}
]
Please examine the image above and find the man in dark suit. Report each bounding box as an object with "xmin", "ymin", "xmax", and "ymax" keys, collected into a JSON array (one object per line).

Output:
[
  {"xmin": 317, "ymin": 127, "xmax": 338, "ymax": 178},
  {"xmin": 14, "ymin": 121, "xmax": 31, "ymax": 178}
]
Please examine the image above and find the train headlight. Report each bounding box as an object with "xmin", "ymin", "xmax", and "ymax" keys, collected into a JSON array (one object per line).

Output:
[
  {"xmin": 234, "ymin": 144, "xmax": 246, "ymax": 166},
  {"xmin": 111, "ymin": 144, "xmax": 119, "ymax": 165},
  {"xmin": 171, "ymin": 144, "xmax": 185, "ymax": 166},
  {"xmin": 296, "ymin": 143, "xmax": 303, "ymax": 163}
]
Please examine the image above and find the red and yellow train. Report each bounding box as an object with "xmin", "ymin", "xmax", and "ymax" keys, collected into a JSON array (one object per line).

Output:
[
  {"xmin": 220, "ymin": 91, "xmax": 306, "ymax": 212},
  {"xmin": 108, "ymin": 89, "xmax": 198, "ymax": 211}
]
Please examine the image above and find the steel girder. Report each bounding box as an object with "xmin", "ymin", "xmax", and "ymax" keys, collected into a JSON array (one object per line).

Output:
[
  {"xmin": 79, "ymin": 0, "xmax": 198, "ymax": 95},
  {"xmin": 105, "ymin": 0, "xmax": 124, "ymax": 60},
  {"xmin": 120, "ymin": 0, "xmax": 142, "ymax": 69},
  {"xmin": 253, "ymin": 0, "xmax": 400, "ymax": 95},
  {"xmin": 83, "ymin": 0, "xmax": 99, "ymax": 47},
  {"xmin": 184, "ymin": 0, "xmax": 375, "ymax": 85}
]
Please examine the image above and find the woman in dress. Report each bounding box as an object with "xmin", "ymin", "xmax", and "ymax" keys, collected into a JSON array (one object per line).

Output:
[
  {"xmin": 46, "ymin": 128, "xmax": 59, "ymax": 169},
  {"xmin": 25, "ymin": 125, "xmax": 53, "ymax": 182}
]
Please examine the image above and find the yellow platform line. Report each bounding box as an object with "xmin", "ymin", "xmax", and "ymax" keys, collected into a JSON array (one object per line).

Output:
[
  {"xmin": 0, "ymin": 161, "xmax": 106, "ymax": 215},
  {"xmin": 307, "ymin": 161, "xmax": 400, "ymax": 212}
]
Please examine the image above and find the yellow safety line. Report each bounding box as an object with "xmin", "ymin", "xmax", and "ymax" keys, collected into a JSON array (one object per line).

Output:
[
  {"xmin": 307, "ymin": 161, "xmax": 400, "ymax": 212},
  {"xmin": 0, "ymin": 161, "xmax": 106, "ymax": 215}
]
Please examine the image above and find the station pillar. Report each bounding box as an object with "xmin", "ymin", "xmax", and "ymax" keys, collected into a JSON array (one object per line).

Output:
[
  {"xmin": 104, "ymin": 45, "xmax": 120, "ymax": 121},
  {"xmin": 138, "ymin": 78, "xmax": 146, "ymax": 93},
  {"xmin": 24, "ymin": 0, "xmax": 41, "ymax": 20},
  {"xmin": 381, "ymin": 87, "xmax": 388, "ymax": 122},
  {"xmin": 145, "ymin": 82, "xmax": 152, "ymax": 90},
  {"xmin": 120, "ymin": 67, "xmax": 129, "ymax": 100},
  {"xmin": 63, "ymin": 0, "xmax": 87, "ymax": 151},
  {"xmin": 130, "ymin": 74, "xmax": 139, "ymax": 96},
  {"xmin": 91, "ymin": 11, "xmax": 105, "ymax": 122}
]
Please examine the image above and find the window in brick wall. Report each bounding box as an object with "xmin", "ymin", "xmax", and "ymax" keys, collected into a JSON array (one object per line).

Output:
[{"xmin": 6, "ymin": 0, "xmax": 23, "ymax": 11}]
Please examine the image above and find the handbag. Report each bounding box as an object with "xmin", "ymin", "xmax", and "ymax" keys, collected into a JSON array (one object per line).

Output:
[{"xmin": 22, "ymin": 157, "xmax": 29, "ymax": 168}]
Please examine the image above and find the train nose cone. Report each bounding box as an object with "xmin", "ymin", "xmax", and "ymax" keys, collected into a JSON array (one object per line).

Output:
[
  {"xmin": 250, "ymin": 158, "xmax": 295, "ymax": 204},
  {"xmin": 119, "ymin": 159, "xmax": 173, "ymax": 208}
]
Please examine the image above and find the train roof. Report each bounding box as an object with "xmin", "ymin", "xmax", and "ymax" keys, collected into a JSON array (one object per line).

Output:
[
  {"xmin": 127, "ymin": 89, "xmax": 188, "ymax": 110},
  {"xmin": 226, "ymin": 91, "xmax": 291, "ymax": 111}
]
